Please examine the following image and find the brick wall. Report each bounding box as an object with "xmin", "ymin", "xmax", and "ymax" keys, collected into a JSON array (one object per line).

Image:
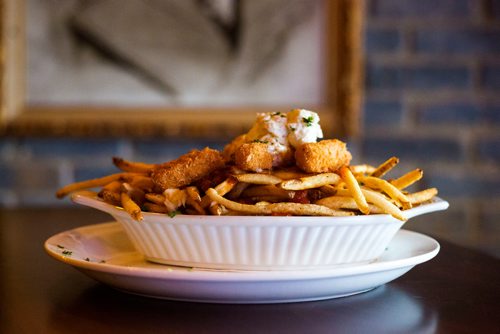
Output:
[
  {"xmin": 361, "ymin": 0, "xmax": 500, "ymax": 257},
  {"xmin": 1, "ymin": 0, "xmax": 499, "ymax": 257}
]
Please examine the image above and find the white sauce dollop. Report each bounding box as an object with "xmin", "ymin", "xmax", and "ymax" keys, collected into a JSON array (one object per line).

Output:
[
  {"xmin": 286, "ymin": 109, "xmax": 323, "ymax": 148},
  {"xmin": 241, "ymin": 109, "xmax": 324, "ymax": 165},
  {"xmin": 245, "ymin": 112, "xmax": 289, "ymax": 156}
]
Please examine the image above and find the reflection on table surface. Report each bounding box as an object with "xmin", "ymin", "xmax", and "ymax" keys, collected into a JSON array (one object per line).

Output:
[
  {"xmin": 45, "ymin": 284, "xmax": 435, "ymax": 334},
  {"xmin": 1, "ymin": 208, "xmax": 499, "ymax": 333}
]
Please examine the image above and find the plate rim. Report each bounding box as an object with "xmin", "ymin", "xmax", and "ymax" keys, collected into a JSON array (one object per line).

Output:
[{"xmin": 44, "ymin": 222, "xmax": 440, "ymax": 282}]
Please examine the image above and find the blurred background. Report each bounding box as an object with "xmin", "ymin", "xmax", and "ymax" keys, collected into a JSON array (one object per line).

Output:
[{"xmin": 1, "ymin": 0, "xmax": 499, "ymax": 258}]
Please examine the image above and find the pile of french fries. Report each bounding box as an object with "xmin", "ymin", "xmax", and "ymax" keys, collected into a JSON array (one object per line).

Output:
[{"xmin": 56, "ymin": 156, "xmax": 437, "ymax": 222}]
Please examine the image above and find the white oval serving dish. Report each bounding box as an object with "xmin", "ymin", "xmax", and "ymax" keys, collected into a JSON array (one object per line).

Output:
[{"xmin": 71, "ymin": 192, "xmax": 448, "ymax": 270}]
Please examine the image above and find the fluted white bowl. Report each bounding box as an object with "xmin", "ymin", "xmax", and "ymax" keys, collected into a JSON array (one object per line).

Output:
[{"xmin": 71, "ymin": 192, "xmax": 448, "ymax": 270}]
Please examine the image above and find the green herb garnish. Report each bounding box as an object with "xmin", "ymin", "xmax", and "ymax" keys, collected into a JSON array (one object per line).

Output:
[
  {"xmin": 57, "ymin": 244, "xmax": 65, "ymax": 249},
  {"xmin": 271, "ymin": 112, "xmax": 286, "ymax": 118},
  {"xmin": 168, "ymin": 210, "xmax": 180, "ymax": 218},
  {"xmin": 302, "ymin": 116, "xmax": 314, "ymax": 127},
  {"xmin": 62, "ymin": 250, "xmax": 72, "ymax": 256},
  {"xmin": 252, "ymin": 139, "xmax": 269, "ymax": 144}
]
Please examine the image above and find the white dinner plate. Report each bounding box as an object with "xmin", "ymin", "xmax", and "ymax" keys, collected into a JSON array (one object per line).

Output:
[{"xmin": 44, "ymin": 222, "xmax": 440, "ymax": 304}]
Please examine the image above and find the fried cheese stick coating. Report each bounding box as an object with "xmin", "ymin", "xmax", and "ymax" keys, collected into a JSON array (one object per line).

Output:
[
  {"xmin": 234, "ymin": 143, "xmax": 274, "ymax": 172},
  {"xmin": 224, "ymin": 137, "xmax": 293, "ymax": 171},
  {"xmin": 222, "ymin": 134, "xmax": 247, "ymax": 162},
  {"xmin": 152, "ymin": 147, "xmax": 225, "ymax": 190},
  {"xmin": 295, "ymin": 139, "xmax": 352, "ymax": 173}
]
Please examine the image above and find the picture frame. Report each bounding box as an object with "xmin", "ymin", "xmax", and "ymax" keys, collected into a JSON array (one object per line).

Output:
[{"xmin": 0, "ymin": 0, "xmax": 363, "ymax": 139}]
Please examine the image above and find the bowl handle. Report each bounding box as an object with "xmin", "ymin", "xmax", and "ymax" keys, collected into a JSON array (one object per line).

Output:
[
  {"xmin": 71, "ymin": 191, "xmax": 122, "ymax": 216},
  {"xmin": 404, "ymin": 198, "xmax": 449, "ymax": 220}
]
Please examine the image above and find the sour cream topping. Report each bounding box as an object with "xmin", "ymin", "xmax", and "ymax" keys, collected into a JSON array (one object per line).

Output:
[
  {"xmin": 286, "ymin": 109, "xmax": 323, "ymax": 148},
  {"xmin": 245, "ymin": 111, "xmax": 289, "ymax": 155},
  {"xmin": 245, "ymin": 109, "xmax": 323, "ymax": 150},
  {"xmin": 238, "ymin": 109, "xmax": 323, "ymax": 167}
]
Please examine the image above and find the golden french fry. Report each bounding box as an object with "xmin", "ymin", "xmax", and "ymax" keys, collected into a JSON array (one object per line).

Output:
[
  {"xmin": 209, "ymin": 202, "xmax": 228, "ymax": 216},
  {"xmin": 319, "ymin": 185, "xmax": 339, "ymax": 196},
  {"xmin": 73, "ymin": 190, "xmax": 98, "ymax": 198},
  {"xmin": 226, "ymin": 182, "xmax": 250, "ymax": 200},
  {"xmin": 235, "ymin": 173, "xmax": 282, "ymax": 185},
  {"xmin": 98, "ymin": 190, "xmax": 121, "ymax": 206},
  {"xmin": 121, "ymin": 192, "xmax": 143, "ymax": 221},
  {"xmin": 112, "ymin": 157, "xmax": 156, "ymax": 173},
  {"xmin": 267, "ymin": 202, "xmax": 354, "ymax": 216},
  {"xmin": 371, "ymin": 156, "xmax": 399, "ymax": 178},
  {"xmin": 143, "ymin": 202, "xmax": 168, "ymax": 213},
  {"xmin": 206, "ymin": 188, "xmax": 352, "ymax": 216},
  {"xmin": 349, "ymin": 164, "xmax": 376, "ymax": 175},
  {"xmin": 102, "ymin": 180, "xmax": 122, "ymax": 192},
  {"xmin": 271, "ymin": 168, "xmax": 309, "ymax": 180},
  {"xmin": 358, "ymin": 176, "xmax": 411, "ymax": 210},
  {"xmin": 335, "ymin": 188, "xmax": 352, "ymax": 196},
  {"xmin": 121, "ymin": 182, "xmax": 145, "ymax": 205},
  {"xmin": 241, "ymin": 185, "xmax": 291, "ymax": 200},
  {"xmin": 279, "ymin": 173, "xmax": 340, "ymax": 190},
  {"xmin": 315, "ymin": 196, "xmax": 384, "ymax": 214},
  {"xmin": 145, "ymin": 193, "xmax": 165, "ymax": 205},
  {"xmin": 215, "ymin": 177, "xmax": 238, "ymax": 194},
  {"xmin": 184, "ymin": 185, "xmax": 205, "ymax": 214},
  {"xmin": 186, "ymin": 196, "xmax": 206, "ymax": 215},
  {"xmin": 340, "ymin": 166, "xmax": 370, "ymax": 214},
  {"xmin": 206, "ymin": 188, "xmax": 272, "ymax": 214},
  {"xmin": 390, "ymin": 169, "xmax": 423, "ymax": 189},
  {"xmin": 201, "ymin": 177, "xmax": 238, "ymax": 208},
  {"xmin": 407, "ymin": 188, "xmax": 438, "ymax": 204},
  {"xmin": 129, "ymin": 175, "xmax": 155, "ymax": 192},
  {"xmin": 248, "ymin": 196, "xmax": 292, "ymax": 203},
  {"xmin": 56, "ymin": 173, "xmax": 132, "ymax": 199},
  {"xmin": 186, "ymin": 186, "xmax": 202, "ymax": 202},
  {"xmin": 227, "ymin": 165, "xmax": 246, "ymax": 175},
  {"xmin": 361, "ymin": 188, "xmax": 406, "ymax": 221},
  {"xmin": 97, "ymin": 180, "xmax": 122, "ymax": 205}
]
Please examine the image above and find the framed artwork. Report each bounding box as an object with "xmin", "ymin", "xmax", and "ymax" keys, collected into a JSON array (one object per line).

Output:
[{"xmin": 0, "ymin": 0, "xmax": 363, "ymax": 138}]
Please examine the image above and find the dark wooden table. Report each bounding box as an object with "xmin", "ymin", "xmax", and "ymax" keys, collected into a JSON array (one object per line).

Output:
[{"xmin": 1, "ymin": 208, "xmax": 499, "ymax": 334}]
